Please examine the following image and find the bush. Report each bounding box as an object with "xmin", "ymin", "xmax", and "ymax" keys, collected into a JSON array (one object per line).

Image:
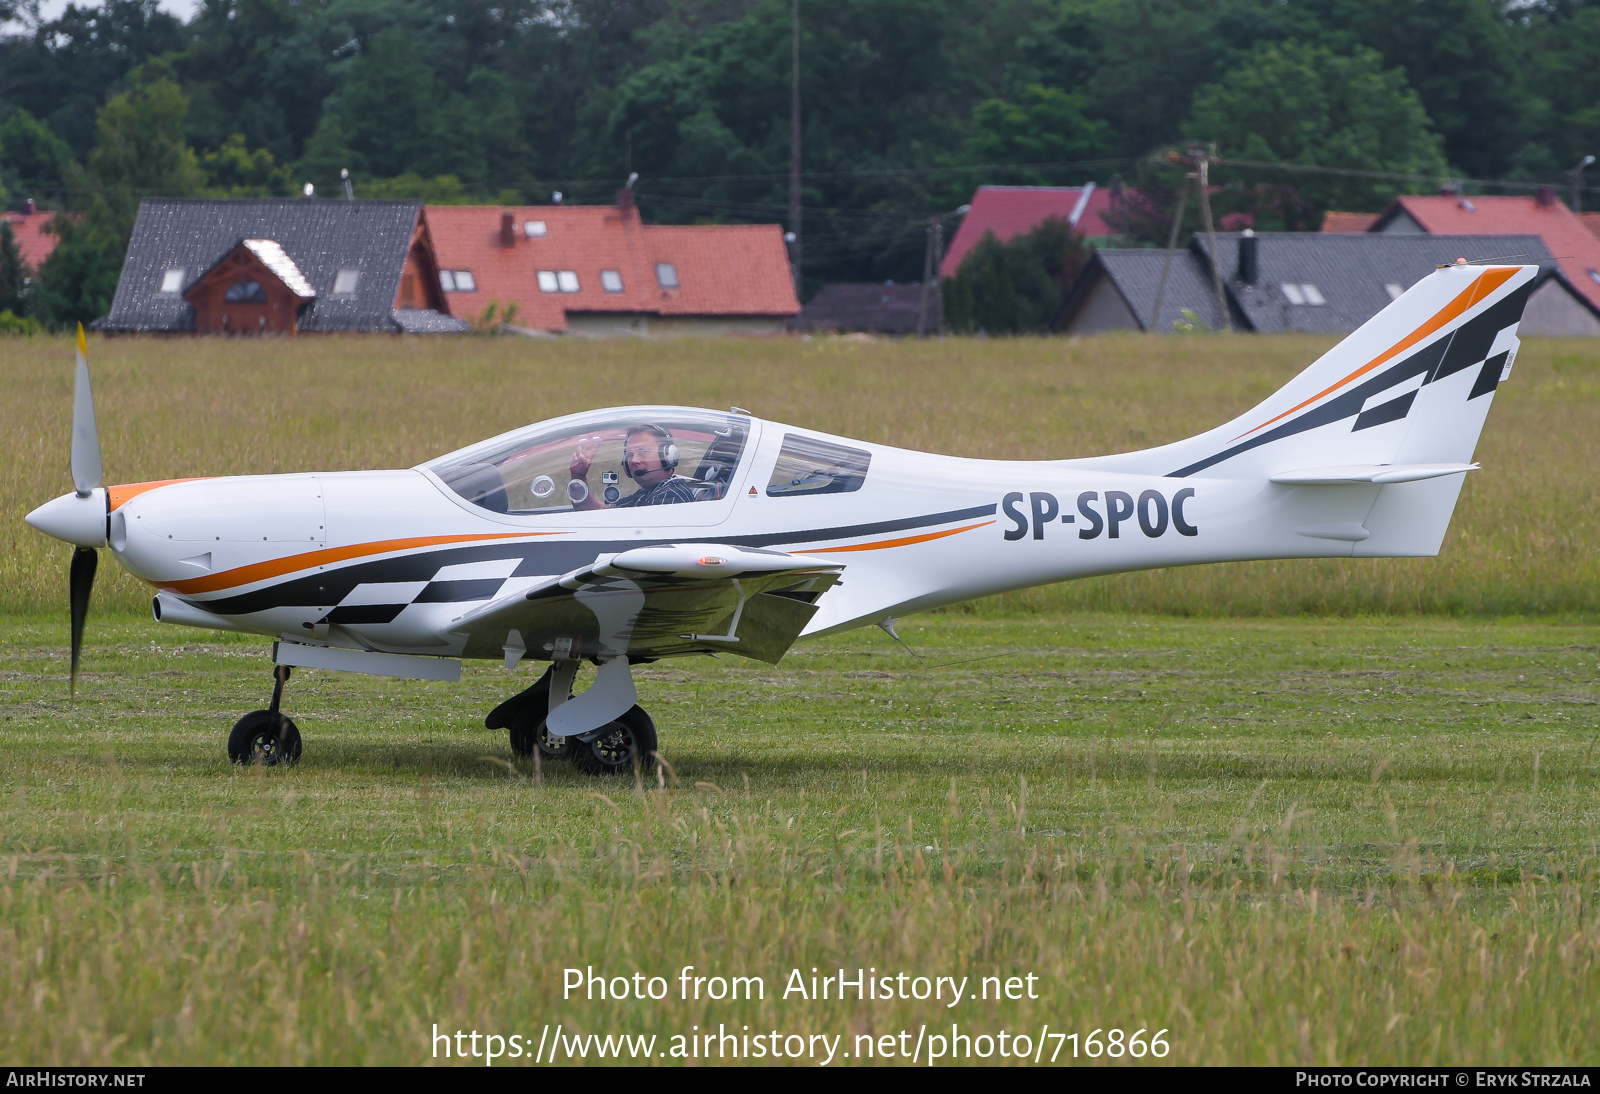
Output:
[{"xmin": 943, "ymin": 217, "xmax": 1090, "ymax": 335}]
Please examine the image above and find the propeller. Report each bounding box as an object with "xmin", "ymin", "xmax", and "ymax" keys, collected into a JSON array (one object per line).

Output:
[{"xmin": 67, "ymin": 323, "xmax": 102, "ymax": 697}]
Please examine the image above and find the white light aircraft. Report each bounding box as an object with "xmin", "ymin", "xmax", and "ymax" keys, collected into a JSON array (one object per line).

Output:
[{"xmin": 27, "ymin": 262, "xmax": 1538, "ymax": 773}]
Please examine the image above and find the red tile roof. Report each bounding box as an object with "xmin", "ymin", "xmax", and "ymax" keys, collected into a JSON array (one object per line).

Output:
[
  {"xmin": 425, "ymin": 204, "xmax": 798, "ymax": 332},
  {"xmin": 1577, "ymin": 211, "xmax": 1600, "ymax": 242},
  {"xmin": 940, "ymin": 185, "xmax": 1118, "ymax": 278},
  {"xmin": 2, "ymin": 210, "xmax": 67, "ymax": 270},
  {"xmin": 1320, "ymin": 211, "xmax": 1381, "ymax": 233},
  {"xmin": 1380, "ymin": 194, "xmax": 1600, "ymax": 311}
]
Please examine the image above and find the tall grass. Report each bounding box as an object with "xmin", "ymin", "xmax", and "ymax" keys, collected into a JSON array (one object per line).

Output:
[
  {"xmin": 2, "ymin": 788, "xmax": 1595, "ymax": 1064},
  {"xmin": 2, "ymin": 332, "xmax": 1596, "ymax": 616}
]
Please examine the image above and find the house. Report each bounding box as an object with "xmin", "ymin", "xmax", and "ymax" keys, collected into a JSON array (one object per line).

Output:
[
  {"xmin": 98, "ymin": 198, "xmax": 468, "ymax": 334},
  {"xmin": 939, "ymin": 184, "xmax": 1120, "ymax": 279},
  {"xmin": 3, "ymin": 200, "xmax": 66, "ymax": 270},
  {"xmin": 1060, "ymin": 248, "xmax": 1232, "ymax": 334},
  {"xmin": 1324, "ymin": 190, "xmax": 1600, "ymax": 316},
  {"xmin": 425, "ymin": 197, "xmax": 799, "ymax": 336},
  {"xmin": 790, "ymin": 282, "xmax": 936, "ymax": 334},
  {"xmin": 1060, "ymin": 232, "xmax": 1600, "ymax": 336}
]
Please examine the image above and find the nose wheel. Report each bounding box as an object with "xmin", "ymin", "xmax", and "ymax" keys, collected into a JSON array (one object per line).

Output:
[{"xmin": 229, "ymin": 664, "xmax": 302, "ymax": 766}]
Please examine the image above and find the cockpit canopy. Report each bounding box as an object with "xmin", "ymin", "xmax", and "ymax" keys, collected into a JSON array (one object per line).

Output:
[{"xmin": 424, "ymin": 407, "xmax": 750, "ymax": 514}]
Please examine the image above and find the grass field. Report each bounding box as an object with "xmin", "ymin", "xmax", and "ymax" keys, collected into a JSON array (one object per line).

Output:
[{"xmin": 0, "ymin": 332, "xmax": 1597, "ymax": 1066}]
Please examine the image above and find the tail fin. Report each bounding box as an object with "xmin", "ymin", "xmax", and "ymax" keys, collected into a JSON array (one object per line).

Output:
[{"xmin": 1079, "ymin": 262, "xmax": 1539, "ymax": 555}]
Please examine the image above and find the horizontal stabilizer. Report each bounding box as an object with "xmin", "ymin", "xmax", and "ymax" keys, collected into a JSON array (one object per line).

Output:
[{"xmin": 1269, "ymin": 463, "xmax": 1478, "ymax": 486}]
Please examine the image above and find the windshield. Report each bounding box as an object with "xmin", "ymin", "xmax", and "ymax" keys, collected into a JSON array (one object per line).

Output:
[{"xmin": 425, "ymin": 408, "xmax": 750, "ymax": 514}]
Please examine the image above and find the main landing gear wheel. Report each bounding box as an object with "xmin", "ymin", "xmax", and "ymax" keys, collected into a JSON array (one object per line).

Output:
[
  {"xmin": 567, "ymin": 706, "xmax": 657, "ymax": 776},
  {"xmin": 228, "ymin": 710, "xmax": 302, "ymax": 766},
  {"xmin": 508, "ymin": 708, "xmax": 570, "ymax": 760},
  {"xmin": 230, "ymin": 663, "xmax": 301, "ymax": 766}
]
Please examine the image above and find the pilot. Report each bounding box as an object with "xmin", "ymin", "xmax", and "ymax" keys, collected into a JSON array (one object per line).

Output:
[{"xmin": 569, "ymin": 425, "xmax": 709, "ymax": 509}]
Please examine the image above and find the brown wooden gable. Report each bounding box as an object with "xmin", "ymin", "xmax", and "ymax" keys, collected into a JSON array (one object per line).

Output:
[
  {"xmin": 184, "ymin": 241, "xmax": 312, "ymax": 336},
  {"xmin": 395, "ymin": 212, "xmax": 450, "ymax": 314}
]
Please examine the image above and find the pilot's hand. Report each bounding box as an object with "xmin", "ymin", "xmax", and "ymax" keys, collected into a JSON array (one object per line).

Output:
[{"xmin": 570, "ymin": 435, "xmax": 601, "ymax": 479}]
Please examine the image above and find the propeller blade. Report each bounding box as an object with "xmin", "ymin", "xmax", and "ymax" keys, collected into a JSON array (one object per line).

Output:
[
  {"xmin": 71, "ymin": 323, "xmax": 103, "ymax": 497},
  {"xmin": 69, "ymin": 545, "xmax": 97, "ymax": 698}
]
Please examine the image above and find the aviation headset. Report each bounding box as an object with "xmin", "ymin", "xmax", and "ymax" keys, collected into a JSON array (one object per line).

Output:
[{"xmin": 622, "ymin": 424, "xmax": 680, "ymax": 479}]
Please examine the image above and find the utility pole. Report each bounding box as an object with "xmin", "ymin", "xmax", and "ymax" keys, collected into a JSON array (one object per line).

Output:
[
  {"xmin": 1573, "ymin": 155, "xmax": 1595, "ymax": 213},
  {"xmin": 1193, "ymin": 145, "xmax": 1232, "ymax": 333},
  {"xmin": 1150, "ymin": 171, "xmax": 1190, "ymax": 331},
  {"xmin": 788, "ymin": 0, "xmax": 802, "ymax": 297},
  {"xmin": 917, "ymin": 219, "xmax": 936, "ymax": 336}
]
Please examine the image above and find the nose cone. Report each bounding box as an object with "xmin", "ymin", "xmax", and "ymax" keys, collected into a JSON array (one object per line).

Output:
[{"xmin": 26, "ymin": 489, "xmax": 108, "ymax": 548}]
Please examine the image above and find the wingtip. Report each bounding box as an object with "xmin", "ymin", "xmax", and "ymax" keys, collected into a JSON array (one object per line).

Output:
[{"xmin": 76, "ymin": 322, "xmax": 87, "ymax": 358}]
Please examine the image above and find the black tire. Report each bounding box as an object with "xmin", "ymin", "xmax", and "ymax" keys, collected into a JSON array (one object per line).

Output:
[
  {"xmin": 508, "ymin": 705, "xmax": 571, "ymax": 760},
  {"xmin": 568, "ymin": 706, "xmax": 657, "ymax": 776},
  {"xmin": 228, "ymin": 710, "xmax": 302, "ymax": 766}
]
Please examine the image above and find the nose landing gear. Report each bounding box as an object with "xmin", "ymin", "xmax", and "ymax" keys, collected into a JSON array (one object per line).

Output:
[{"xmin": 228, "ymin": 664, "xmax": 302, "ymax": 766}]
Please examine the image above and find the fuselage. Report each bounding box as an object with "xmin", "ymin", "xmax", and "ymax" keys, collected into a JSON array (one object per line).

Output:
[{"xmin": 65, "ymin": 403, "xmax": 1382, "ymax": 661}]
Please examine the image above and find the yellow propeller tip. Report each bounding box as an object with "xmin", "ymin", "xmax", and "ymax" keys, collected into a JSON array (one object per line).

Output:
[{"xmin": 76, "ymin": 323, "xmax": 87, "ymax": 357}]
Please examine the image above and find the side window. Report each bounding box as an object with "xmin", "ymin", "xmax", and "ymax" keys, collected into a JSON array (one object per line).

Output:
[{"xmin": 766, "ymin": 434, "xmax": 871, "ymax": 497}]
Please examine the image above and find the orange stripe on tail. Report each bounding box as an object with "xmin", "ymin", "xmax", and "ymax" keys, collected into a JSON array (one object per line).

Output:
[{"xmin": 1232, "ymin": 267, "xmax": 1518, "ymax": 441}]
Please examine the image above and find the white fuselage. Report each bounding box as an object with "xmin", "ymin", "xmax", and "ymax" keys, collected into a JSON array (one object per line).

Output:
[{"xmin": 105, "ymin": 413, "xmax": 1385, "ymax": 659}]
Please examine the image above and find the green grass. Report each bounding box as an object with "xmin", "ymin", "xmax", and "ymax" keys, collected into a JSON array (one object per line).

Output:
[{"xmin": 0, "ymin": 612, "xmax": 1596, "ymax": 1064}]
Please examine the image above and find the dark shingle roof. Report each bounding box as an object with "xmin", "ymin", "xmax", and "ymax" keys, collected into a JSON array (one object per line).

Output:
[
  {"xmin": 1191, "ymin": 232, "xmax": 1554, "ymax": 333},
  {"xmin": 791, "ymin": 282, "xmax": 934, "ymax": 334},
  {"xmin": 1088, "ymin": 249, "xmax": 1230, "ymax": 331},
  {"xmin": 100, "ymin": 198, "xmax": 465, "ymax": 333}
]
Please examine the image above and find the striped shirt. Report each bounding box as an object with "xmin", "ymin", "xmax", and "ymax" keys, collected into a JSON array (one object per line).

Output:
[{"xmin": 612, "ymin": 476, "xmax": 715, "ymax": 507}]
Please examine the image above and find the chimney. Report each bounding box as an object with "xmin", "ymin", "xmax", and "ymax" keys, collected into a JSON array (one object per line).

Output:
[
  {"xmin": 23, "ymin": 198, "xmax": 36, "ymax": 216},
  {"xmin": 1438, "ymin": 183, "xmax": 1459, "ymax": 197},
  {"xmin": 1237, "ymin": 229, "xmax": 1258, "ymax": 285},
  {"xmin": 616, "ymin": 188, "xmax": 635, "ymax": 212},
  {"xmin": 500, "ymin": 211, "xmax": 515, "ymax": 247},
  {"xmin": 1536, "ymin": 185, "xmax": 1557, "ymax": 208}
]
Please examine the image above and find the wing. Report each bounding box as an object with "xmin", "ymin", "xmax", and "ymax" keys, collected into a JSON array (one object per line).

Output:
[{"xmin": 446, "ymin": 544, "xmax": 842, "ymax": 665}]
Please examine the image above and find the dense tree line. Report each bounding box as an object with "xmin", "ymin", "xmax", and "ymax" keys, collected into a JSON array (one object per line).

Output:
[{"xmin": 1, "ymin": 0, "xmax": 1597, "ymax": 327}]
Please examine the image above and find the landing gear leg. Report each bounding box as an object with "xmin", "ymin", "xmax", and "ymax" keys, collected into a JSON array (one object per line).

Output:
[{"xmin": 228, "ymin": 663, "xmax": 303, "ymax": 766}]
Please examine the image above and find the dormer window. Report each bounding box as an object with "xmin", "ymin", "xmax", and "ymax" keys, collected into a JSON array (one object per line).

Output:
[
  {"xmin": 224, "ymin": 279, "xmax": 267, "ymax": 302},
  {"xmin": 655, "ymin": 262, "xmax": 679, "ymax": 289},
  {"xmin": 159, "ymin": 268, "xmax": 185, "ymax": 294},
  {"xmin": 600, "ymin": 269, "xmax": 623, "ymax": 293}
]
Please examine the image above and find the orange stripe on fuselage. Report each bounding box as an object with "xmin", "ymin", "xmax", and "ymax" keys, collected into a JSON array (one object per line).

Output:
[
  {"xmin": 807, "ymin": 520, "xmax": 994, "ymax": 554},
  {"xmin": 1232, "ymin": 266, "xmax": 1518, "ymax": 441},
  {"xmin": 109, "ymin": 478, "xmax": 212, "ymax": 511},
  {"xmin": 161, "ymin": 532, "xmax": 561, "ymax": 596}
]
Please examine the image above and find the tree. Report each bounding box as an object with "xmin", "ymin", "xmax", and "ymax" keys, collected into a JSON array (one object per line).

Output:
[
  {"xmin": 1187, "ymin": 41, "xmax": 1449, "ymax": 218},
  {"xmin": 84, "ymin": 68, "xmax": 206, "ymax": 243},
  {"xmin": 0, "ymin": 220, "xmax": 29, "ymax": 315},
  {"xmin": 31, "ymin": 215, "xmax": 121, "ymax": 329},
  {"xmin": 943, "ymin": 216, "xmax": 1090, "ymax": 335},
  {"xmin": 0, "ymin": 109, "xmax": 75, "ymax": 207},
  {"xmin": 33, "ymin": 66, "xmax": 204, "ymax": 329},
  {"xmin": 960, "ymin": 84, "xmax": 1110, "ymax": 184}
]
